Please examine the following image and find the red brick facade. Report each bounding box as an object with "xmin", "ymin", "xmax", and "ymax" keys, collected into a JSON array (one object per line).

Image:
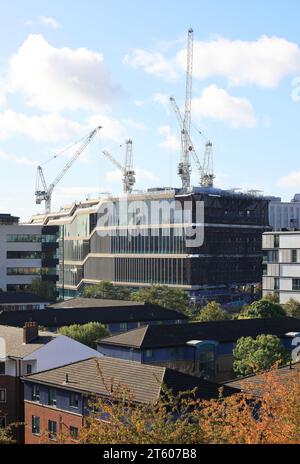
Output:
[{"xmin": 24, "ymin": 401, "xmax": 84, "ymax": 444}]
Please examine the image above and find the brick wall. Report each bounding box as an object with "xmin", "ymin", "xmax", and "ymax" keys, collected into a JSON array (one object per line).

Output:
[{"xmin": 24, "ymin": 401, "xmax": 84, "ymax": 444}]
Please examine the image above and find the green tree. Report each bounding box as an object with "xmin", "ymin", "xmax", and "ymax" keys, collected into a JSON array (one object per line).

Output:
[
  {"xmin": 0, "ymin": 424, "xmax": 15, "ymax": 444},
  {"xmin": 194, "ymin": 301, "xmax": 227, "ymax": 322},
  {"xmin": 82, "ymin": 281, "xmax": 131, "ymax": 300},
  {"xmin": 131, "ymin": 285, "xmax": 191, "ymax": 315},
  {"xmin": 284, "ymin": 298, "xmax": 300, "ymax": 319},
  {"xmin": 59, "ymin": 322, "xmax": 110, "ymax": 349},
  {"xmin": 233, "ymin": 334, "xmax": 290, "ymax": 377},
  {"xmin": 239, "ymin": 299, "xmax": 286, "ymax": 319},
  {"xmin": 263, "ymin": 292, "xmax": 280, "ymax": 304},
  {"xmin": 27, "ymin": 279, "xmax": 56, "ymax": 302}
]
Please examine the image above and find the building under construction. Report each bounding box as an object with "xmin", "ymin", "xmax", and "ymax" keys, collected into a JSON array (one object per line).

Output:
[{"xmin": 30, "ymin": 187, "xmax": 270, "ymax": 301}]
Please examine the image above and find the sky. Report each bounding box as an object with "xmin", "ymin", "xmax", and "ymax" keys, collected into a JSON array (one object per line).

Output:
[{"xmin": 1, "ymin": 0, "xmax": 300, "ymax": 219}]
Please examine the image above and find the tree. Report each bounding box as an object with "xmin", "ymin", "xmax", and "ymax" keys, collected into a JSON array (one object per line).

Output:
[
  {"xmin": 131, "ymin": 285, "xmax": 191, "ymax": 315},
  {"xmin": 285, "ymin": 298, "xmax": 300, "ymax": 319},
  {"xmin": 239, "ymin": 299, "xmax": 286, "ymax": 319},
  {"xmin": 48, "ymin": 365, "xmax": 300, "ymax": 445},
  {"xmin": 27, "ymin": 279, "xmax": 56, "ymax": 302},
  {"xmin": 82, "ymin": 281, "xmax": 131, "ymax": 301},
  {"xmin": 233, "ymin": 334, "xmax": 290, "ymax": 377},
  {"xmin": 194, "ymin": 301, "xmax": 227, "ymax": 322},
  {"xmin": 0, "ymin": 425, "xmax": 15, "ymax": 444},
  {"xmin": 263, "ymin": 292, "xmax": 280, "ymax": 304},
  {"xmin": 59, "ymin": 322, "xmax": 110, "ymax": 349}
]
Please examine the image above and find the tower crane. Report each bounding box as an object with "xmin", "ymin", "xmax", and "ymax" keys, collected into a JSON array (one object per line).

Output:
[
  {"xmin": 102, "ymin": 139, "xmax": 136, "ymax": 194},
  {"xmin": 35, "ymin": 126, "xmax": 102, "ymax": 214},
  {"xmin": 177, "ymin": 28, "xmax": 194, "ymax": 189}
]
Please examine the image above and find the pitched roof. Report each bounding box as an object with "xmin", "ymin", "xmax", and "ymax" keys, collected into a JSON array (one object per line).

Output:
[
  {"xmin": 224, "ymin": 362, "xmax": 300, "ymax": 397},
  {"xmin": 0, "ymin": 292, "xmax": 49, "ymax": 304},
  {"xmin": 23, "ymin": 357, "xmax": 238, "ymax": 403},
  {"xmin": 0, "ymin": 325, "xmax": 57, "ymax": 358},
  {"xmin": 0, "ymin": 302, "xmax": 187, "ymax": 328},
  {"xmin": 98, "ymin": 317, "xmax": 300, "ymax": 349},
  {"xmin": 50, "ymin": 298, "xmax": 143, "ymax": 309}
]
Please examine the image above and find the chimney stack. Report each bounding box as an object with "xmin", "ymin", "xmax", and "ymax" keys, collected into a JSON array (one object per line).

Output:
[{"xmin": 23, "ymin": 322, "xmax": 38, "ymax": 344}]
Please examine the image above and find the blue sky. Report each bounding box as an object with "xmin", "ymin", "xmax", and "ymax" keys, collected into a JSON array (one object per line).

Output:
[{"xmin": 1, "ymin": 0, "xmax": 300, "ymax": 219}]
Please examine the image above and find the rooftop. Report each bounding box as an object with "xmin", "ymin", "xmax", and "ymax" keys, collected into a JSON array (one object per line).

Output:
[
  {"xmin": 0, "ymin": 300, "xmax": 187, "ymax": 328},
  {"xmin": 23, "ymin": 357, "xmax": 238, "ymax": 403},
  {"xmin": 225, "ymin": 362, "xmax": 300, "ymax": 396},
  {"xmin": 0, "ymin": 292, "xmax": 50, "ymax": 305},
  {"xmin": 0, "ymin": 325, "xmax": 57, "ymax": 358},
  {"xmin": 98, "ymin": 317, "xmax": 300, "ymax": 349}
]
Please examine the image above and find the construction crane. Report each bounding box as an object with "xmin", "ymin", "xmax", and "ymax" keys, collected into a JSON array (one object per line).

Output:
[
  {"xmin": 170, "ymin": 95, "xmax": 202, "ymax": 184},
  {"xmin": 177, "ymin": 27, "xmax": 194, "ymax": 189},
  {"xmin": 35, "ymin": 126, "xmax": 102, "ymax": 214},
  {"xmin": 102, "ymin": 139, "xmax": 136, "ymax": 194}
]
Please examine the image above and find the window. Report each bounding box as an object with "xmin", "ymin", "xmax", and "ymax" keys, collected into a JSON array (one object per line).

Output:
[
  {"xmin": 32, "ymin": 416, "xmax": 40, "ymax": 435},
  {"xmin": 0, "ymin": 389, "xmax": 6, "ymax": 403},
  {"xmin": 145, "ymin": 350, "xmax": 153, "ymax": 358},
  {"xmin": 292, "ymin": 250, "xmax": 298, "ymax": 263},
  {"xmin": 69, "ymin": 392, "xmax": 79, "ymax": 408},
  {"xmin": 7, "ymin": 234, "xmax": 42, "ymax": 243},
  {"xmin": 0, "ymin": 362, "xmax": 5, "ymax": 375},
  {"xmin": 274, "ymin": 235, "xmax": 279, "ymax": 248},
  {"xmin": 6, "ymin": 251, "xmax": 41, "ymax": 259},
  {"xmin": 48, "ymin": 389, "xmax": 57, "ymax": 406},
  {"xmin": 274, "ymin": 278, "xmax": 280, "ymax": 291},
  {"xmin": 293, "ymin": 279, "xmax": 300, "ymax": 291},
  {"xmin": 119, "ymin": 322, "xmax": 128, "ymax": 331},
  {"xmin": 32, "ymin": 385, "xmax": 40, "ymax": 402},
  {"xmin": 26, "ymin": 364, "xmax": 32, "ymax": 375},
  {"xmin": 0, "ymin": 417, "xmax": 6, "ymax": 428},
  {"xmin": 6, "ymin": 267, "xmax": 41, "ymax": 276},
  {"xmin": 70, "ymin": 426, "xmax": 79, "ymax": 438},
  {"xmin": 48, "ymin": 420, "xmax": 57, "ymax": 440}
]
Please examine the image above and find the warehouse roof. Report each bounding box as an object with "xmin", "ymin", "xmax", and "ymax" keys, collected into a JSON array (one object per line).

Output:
[{"xmin": 98, "ymin": 317, "xmax": 300, "ymax": 349}]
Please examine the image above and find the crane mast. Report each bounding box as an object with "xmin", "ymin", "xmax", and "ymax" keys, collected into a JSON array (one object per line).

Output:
[
  {"xmin": 178, "ymin": 28, "xmax": 194, "ymax": 189},
  {"xmin": 35, "ymin": 126, "xmax": 101, "ymax": 214},
  {"xmin": 201, "ymin": 141, "xmax": 215, "ymax": 188},
  {"xmin": 102, "ymin": 139, "xmax": 136, "ymax": 194}
]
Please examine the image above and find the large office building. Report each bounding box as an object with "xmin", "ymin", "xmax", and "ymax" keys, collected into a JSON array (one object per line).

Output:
[
  {"xmin": 0, "ymin": 213, "xmax": 58, "ymax": 292},
  {"xmin": 30, "ymin": 187, "xmax": 270, "ymax": 301},
  {"xmin": 263, "ymin": 230, "xmax": 300, "ymax": 304}
]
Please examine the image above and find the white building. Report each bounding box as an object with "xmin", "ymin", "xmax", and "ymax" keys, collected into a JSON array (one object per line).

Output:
[
  {"xmin": 268, "ymin": 195, "xmax": 300, "ymax": 231},
  {"xmin": 262, "ymin": 230, "xmax": 300, "ymax": 304},
  {"xmin": 0, "ymin": 213, "xmax": 58, "ymax": 292}
]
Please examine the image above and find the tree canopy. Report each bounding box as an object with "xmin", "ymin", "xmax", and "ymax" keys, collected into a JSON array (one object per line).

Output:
[
  {"xmin": 284, "ymin": 298, "xmax": 300, "ymax": 319},
  {"xmin": 59, "ymin": 322, "xmax": 110, "ymax": 349},
  {"xmin": 27, "ymin": 279, "xmax": 56, "ymax": 302},
  {"xmin": 131, "ymin": 285, "xmax": 191, "ymax": 315},
  {"xmin": 82, "ymin": 281, "xmax": 131, "ymax": 301},
  {"xmin": 233, "ymin": 334, "xmax": 290, "ymax": 377},
  {"xmin": 239, "ymin": 299, "xmax": 286, "ymax": 319},
  {"xmin": 194, "ymin": 301, "xmax": 227, "ymax": 322}
]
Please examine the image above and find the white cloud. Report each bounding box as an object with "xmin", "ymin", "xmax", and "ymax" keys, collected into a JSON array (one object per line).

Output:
[
  {"xmin": 125, "ymin": 35, "xmax": 300, "ymax": 88},
  {"xmin": 192, "ymin": 85, "xmax": 258, "ymax": 128},
  {"xmin": 0, "ymin": 110, "xmax": 83, "ymax": 142},
  {"xmin": 8, "ymin": 34, "xmax": 123, "ymax": 112},
  {"xmin": 123, "ymin": 49, "xmax": 178, "ymax": 81},
  {"xmin": 0, "ymin": 110, "xmax": 128, "ymax": 145},
  {"xmin": 278, "ymin": 171, "xmax": 300, "ymax": 188},
  {"xmin": 0, "ymin": 148, "xmax": 36, "ymax": 166},
  {"xmin": 123, "ymin": 118, "xmax": 147, "ymax": 131},
  {"xmin": 55, "ymin": 186, "xmax": 101, "ymax": 199},
  {"xmin": 39, "ymin": 15, "xmax": 61, "ymax": 30},
  {"xmin": 87, "ymin": 114, "xmax": 128, "ymax": 143},
  {"xmin": 158, "ymin": 125, "xmax": 180, "ymax": 151}
]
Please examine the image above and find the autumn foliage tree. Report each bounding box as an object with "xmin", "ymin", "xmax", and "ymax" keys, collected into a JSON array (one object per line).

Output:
[{"xmin": 44, "ymin": 362, "xmax": 300, "ymax": 445}]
